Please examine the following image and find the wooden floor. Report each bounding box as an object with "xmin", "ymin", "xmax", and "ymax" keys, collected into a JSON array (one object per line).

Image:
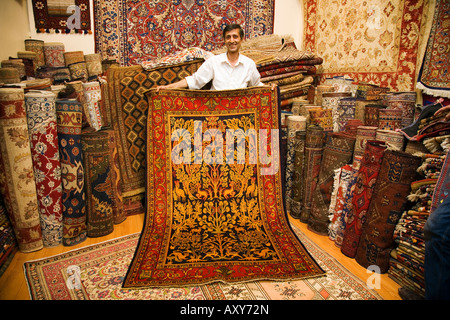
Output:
[{"xmin": 0, "ymin": 213, "xmax": 401, "ymax": 300}]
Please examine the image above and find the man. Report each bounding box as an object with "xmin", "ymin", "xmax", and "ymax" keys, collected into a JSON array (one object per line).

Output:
[
  {"xmin": 424, "ymin": 194, "xmax": 450, "ymax": 299},
  {"xmin": 156, "ymin": 24, "xmax": 273, "ymax": 91}
]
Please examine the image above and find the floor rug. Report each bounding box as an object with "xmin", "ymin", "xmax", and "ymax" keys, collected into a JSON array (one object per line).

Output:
[
  {"xmin": 123, "ymin": 87, "xmax": 325, "ymax": 288},
  {"xmin": 93, "ymin": 0, "xmax": 275, "ymax": 66},
  {"xmin": 24, "ymin": 224, "xmax": 382, "ymax": 300},
  {"xmin": 303, "ymin": 0, "xmax": 429, "ymax": 91}
]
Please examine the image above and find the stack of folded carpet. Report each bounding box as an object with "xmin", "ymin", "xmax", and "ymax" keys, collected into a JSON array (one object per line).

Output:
[
  {"xmin": 389, "ymin": 152, "xmax": 447, "ymax": 298},
  {"xmin": 256, "ymin": 45, "xmax": 320, "ymax": 108}
]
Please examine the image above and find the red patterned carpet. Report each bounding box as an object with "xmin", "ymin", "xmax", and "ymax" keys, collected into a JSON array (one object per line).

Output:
[{"xmin": 123, "ymin": 87, "xmax": 325, "ymax": 288}]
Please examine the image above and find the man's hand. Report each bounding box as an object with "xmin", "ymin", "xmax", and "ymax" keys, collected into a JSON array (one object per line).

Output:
[
  {"xmin": 156, "ymin": 79, "xmax": 188, "ymax": 93},
  {"xmin": 155, "ymin": 85, "xmax": 168, "ymax": 93}
]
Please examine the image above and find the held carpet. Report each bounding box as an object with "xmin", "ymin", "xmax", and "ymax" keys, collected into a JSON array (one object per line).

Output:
[
  {"xmin": 123, "ymin": 87, "xmax": 325, "ymax": 288},
  {"xmin": 23, "ymin": 224, "xmax": 382, "ymax": 300}
]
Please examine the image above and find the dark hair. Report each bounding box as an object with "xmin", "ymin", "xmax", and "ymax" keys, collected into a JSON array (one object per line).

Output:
[{"xmin": 222, "ymin": 24, "xmax": 244, "ymax": 39}]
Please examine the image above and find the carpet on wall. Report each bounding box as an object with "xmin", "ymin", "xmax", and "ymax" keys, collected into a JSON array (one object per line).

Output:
[
  {"xmin": 93, "ymin": 0, "xmax": 275, "ymax": 66},
  {"xmin": 303, "ymin": 0, "xmax": 431, "ymax": 91},
  {"xmin": 31, "ymin": 0, "xmax": 91, "ymax": 33},
  {"xmin": 122, "ymin": 87, "xmax": 325, "ymax": 288},
  {"xmin": 24, "ymin": 224, "xmax": 383, "ymax": 300},
  {"xmin": 102, "ymin": 61, "xmax": 203, "ymax": 208},
  {"xmin": 416, "ymin": 0, "xmax": 450, "ymax": 98}
]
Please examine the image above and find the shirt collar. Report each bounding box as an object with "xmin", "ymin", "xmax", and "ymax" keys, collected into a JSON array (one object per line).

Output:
[{"xmin": 220, "ymin": 53, "xmax": 243, "ymax": 67}]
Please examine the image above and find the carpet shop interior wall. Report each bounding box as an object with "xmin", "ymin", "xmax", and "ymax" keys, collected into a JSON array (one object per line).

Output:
[{"xmin": 0, "ymin": 0, "xmax": 304, "ymax": 61}]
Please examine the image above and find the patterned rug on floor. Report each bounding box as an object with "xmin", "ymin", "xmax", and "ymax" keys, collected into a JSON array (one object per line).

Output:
[{"xmin": 24, "ymin": 224, "xmax": 382, "ymax": 300}]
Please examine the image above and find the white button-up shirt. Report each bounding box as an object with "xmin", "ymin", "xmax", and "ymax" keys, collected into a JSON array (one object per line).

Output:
[{"xmin": 185, "ymin": 53, "xmax": 264, "ymax": 90}]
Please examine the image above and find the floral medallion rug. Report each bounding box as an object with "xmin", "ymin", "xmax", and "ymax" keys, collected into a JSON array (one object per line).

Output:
[
  {"xmin": 93, "ymin": 0, "xmax": 275, "ymax": 65},
  {"xmin": 122, "ymin": 87, "xmax": 325, "ymax": 288},
  {"xmin": 24, "ymin": 224, "xmax": 382, "ymax": 300},
  {"xmin": 303, "ymin": 0, "xmax": 431, "ymax": 91}
]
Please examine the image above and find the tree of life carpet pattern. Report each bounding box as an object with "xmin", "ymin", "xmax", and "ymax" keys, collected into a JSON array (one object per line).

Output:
[{"xmin": 122, "ymin": 87, "xmax": 325, "ymax": 288}]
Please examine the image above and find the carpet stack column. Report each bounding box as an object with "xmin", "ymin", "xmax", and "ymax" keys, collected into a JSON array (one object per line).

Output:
[
  {"xmin": 355, "ymin": 150, "xmax": 422, "ymax": 273},
  {"xmin": 25, "ymin": 90, "xmax": 63, "ymax": 247},
  {"xmin": 56, "ymin": 99, "xmax": 87, "ymax": 246},
  {"xmin": 0, "ymin": 88, "xmax": 43, "ymax": 252}
]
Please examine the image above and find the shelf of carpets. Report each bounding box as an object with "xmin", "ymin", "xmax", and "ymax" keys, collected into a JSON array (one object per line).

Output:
[
  {"xmin": 388, "ymin": 139, "xmax": 449, "ymax": 298},
  {"xmin": 285, "ymin": 77, "xmax": 450, "ymax": 277},
  {"xmin": 0, "ymin": 79, "xmax": 130, "ymax": 256}
]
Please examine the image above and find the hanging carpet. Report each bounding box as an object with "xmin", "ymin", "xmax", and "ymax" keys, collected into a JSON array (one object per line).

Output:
[
  {"xmin": 31, "ymin": 0, "xmax": 91, "ymax": 33},
  {"xmin": 416, "ymin": 0, "xmax": 450, "ymax": 98},
  {"xmin": 93, "ymin": 0, "xmax": 275, "ymax": 65},
  {"xmin": 123, "ymin": 87, "xmax": 325, "ymax": 288},
  {"xmin": 303, "ymin": 0, "xmax": 431, "ymax": 91}
]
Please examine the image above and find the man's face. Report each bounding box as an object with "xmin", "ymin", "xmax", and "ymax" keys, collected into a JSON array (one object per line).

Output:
[{"xmin": 224, "ymin": 28, "xmax": 242, "ymax": 54}]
